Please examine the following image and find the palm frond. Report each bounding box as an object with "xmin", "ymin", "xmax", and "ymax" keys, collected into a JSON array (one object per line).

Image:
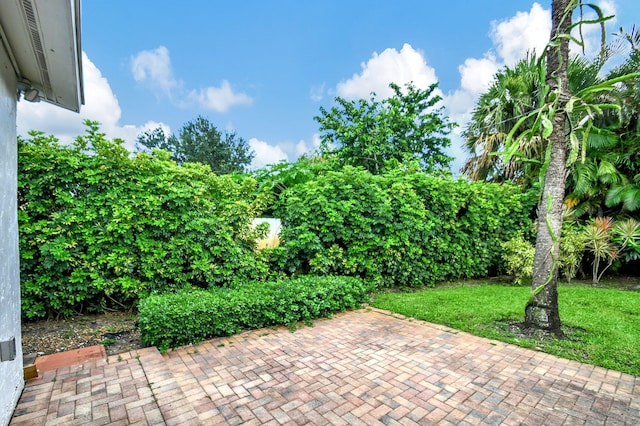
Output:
[
  {"xmin": 588, "ymin": 125, "xmax": 618, "ymax": 142},
  {"xmin": 597, "ymin": 160, "xmax": 621, "ymax": 184},
  {"xmin": 570, "ymin": 161, "xmax": 597, "ymax": 196},
  {"xmin": 605, "ymin": 184, "xmax": 640, "ymax": 211}
]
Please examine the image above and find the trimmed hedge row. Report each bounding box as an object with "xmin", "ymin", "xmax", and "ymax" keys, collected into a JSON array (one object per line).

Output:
[
  {"xmin": 268, "ymin": 166, "xmax": 538, "ymax": 287},
  {"xmin": 138, "ymin": 275, "xmax": 371, "ymax": 351},
  {"xmin": 18, "ymin": 124, "xmax": 270, "ymax": 318}
]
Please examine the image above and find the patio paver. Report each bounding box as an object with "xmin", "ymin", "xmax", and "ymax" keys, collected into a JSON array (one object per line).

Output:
[{"xmin": 10, "ymin": 308, "xmax": 640, "ymax": 425}]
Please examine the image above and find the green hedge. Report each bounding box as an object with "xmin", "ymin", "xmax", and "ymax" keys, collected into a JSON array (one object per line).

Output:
[
  {"xmin": 19, "ymin": 123, "xmax": 538, "ymax": 319},
  {"xmin": 138, "ymin": 275, "xmax": 371, "ymax": 351},
  {"xmin": 269, "ymin": 165, "xmax": 538, "ymax": 287},
  {"xmin": 18, "ymin": 122, "xmax": 270, "ymax": 319}
]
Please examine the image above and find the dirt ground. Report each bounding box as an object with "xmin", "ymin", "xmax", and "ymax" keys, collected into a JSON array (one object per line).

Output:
[{"xmin": 21, "ymin": 311, "xmax": 141, "ymax": 357}]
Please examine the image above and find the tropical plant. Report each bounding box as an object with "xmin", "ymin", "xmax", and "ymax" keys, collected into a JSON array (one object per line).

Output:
[
  {"xmin": 464, "ymin": 23, "xmax": 640, "ymax": 221},
  {"xmin": 315, "ymin": 82, "xmax": 455, "ymax": 174},
  {"xmin": 595, "ymin": 33, "xmax": 640, "ymax": 214},
  {"xmin": 583, "ymin": 217, "xmax": 640, "ymax": 284},
  {"xmin": 520, "ymin": 0, "xmax": 575, "ymax": 336},
  {"xmin": 463, "ymin": 52, "xmax": 627, "ymax": 183},
  {"xmin": 501, "ymin": 222, "xmax": 585, "ymax": 285},
  {"xmin": 559, "ymin": 222, "xmax": 586, "ymax": 282},
  {"xmin": 462, "ymin": 53, "xmax": 547, "ymax": 184},
  {"xmin": 565, "ymin": 37, "xmax": 640, "ymax": 217},
  {"xmin": 485, "ymin": 0, "xmax": 640, "ymax": 335}
]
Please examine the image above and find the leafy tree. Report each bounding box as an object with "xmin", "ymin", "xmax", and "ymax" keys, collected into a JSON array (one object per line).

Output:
[
  {"xmin": 136, "ymin": 116, "xmax": 254, "ymax": 174},
  {"xmin": 315, "ymin": 82, "xmax": 455, "ymax": 174}
]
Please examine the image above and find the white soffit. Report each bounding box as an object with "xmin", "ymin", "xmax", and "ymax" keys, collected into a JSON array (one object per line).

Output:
[{"xmin": 0, "ymin": 0, "xmax": 83, "ymax": 112}]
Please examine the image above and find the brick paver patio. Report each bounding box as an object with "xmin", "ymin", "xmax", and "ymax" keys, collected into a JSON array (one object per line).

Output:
[{"xmin": 10, "ymin": 308, "xmax": 640, "ymax": 425}]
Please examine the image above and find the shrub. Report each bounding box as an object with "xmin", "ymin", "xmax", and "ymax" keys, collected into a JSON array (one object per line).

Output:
[
  {"xmin": 138, "ymin": 275, "xmax": 372, "ymax": 351},
  {"xmin": 501, "ymin": 236, "xmax": 535, "ymax": 285},
  {"xmin": 559, "ymin": 222, "xmax": 586, "ymax": 283},
  {"xmin": 584, "ymin": 217, "xmax": 640, "ymax": 284},
  {"xmin": 19, "ymin": 122, "xmax": 270, "ymax": 319},
  {"xmin": 269, "ymin": 165, "xmax": 537, "ymax": 287},
  {"xmin": 502, "ymin": 223, "xmax": 588, "ymax": 285}
]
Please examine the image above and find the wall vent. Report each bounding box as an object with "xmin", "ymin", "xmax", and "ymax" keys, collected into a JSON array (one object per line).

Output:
[
  {"xmin": 0, "ymin": 337, "xmax": 17, "ymax": 362},
  {"xmin": 21, "ymin": 0, "xmax": 51, "ymax": 97}
]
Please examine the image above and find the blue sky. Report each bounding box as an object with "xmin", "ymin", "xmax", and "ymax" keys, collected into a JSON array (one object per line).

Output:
[{"xmin": 17, "ymin": 1, "xmax": 640, "ymax": 173}]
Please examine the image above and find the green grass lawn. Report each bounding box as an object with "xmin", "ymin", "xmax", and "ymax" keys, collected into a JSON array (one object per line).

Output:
[{"xmin": 371, "ymin": 283, "xmax": 640, "ymax": 376}]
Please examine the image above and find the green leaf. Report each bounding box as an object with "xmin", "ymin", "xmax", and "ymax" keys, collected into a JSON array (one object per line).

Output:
[{"xmin": 541, "ymin": 115, "xmax": 553, "ymax": 139}]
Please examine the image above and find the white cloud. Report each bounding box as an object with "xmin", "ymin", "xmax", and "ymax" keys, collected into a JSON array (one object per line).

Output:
[
  {"xmin": 295, "ymin": 133, "xmax": 321, "ymax": 156},
  {"xmin": 131, "ymin": 46, "xmax": 181, "ymax": 97},
  {"xmin": 443, "ymin": 55, "xmax": 501, "ymax": 130},
  {"xmin": 445, "ymin": 1, "xmax": 615, "ymax": 126},
  {"xmin": 249, "ymin": 137, "xmax": 288, "ymax": 169},
  {"xmin": 17, "ymin": 52, "xmax": 168, "ymax": 151},
  {"xmin": 443, "ymin": 0, "xmax": 617, "ymax": 175},
  {"xmin": 459, "ymin": 55, "xmax": 502, "ymax": 96},
  {"xmin": 310, "ymin": 83, "xmax": 326, "ymax": 102},
  {"xmin": 490, "ymin": 2, "xmax": 551, "ymax": 66},
  {"xmin": 188, "ymin": 80, "xmax": 253, "ymax": 113},
  {"xmin": 131, "ymin": 46, "xmax": 253, "ymax": 113},
  {"xmin": 486, "ymin": 0, "xmax": 614, "ymax": 65},
  {"xmin": 442, "ymin": 89, "xmax": 477, "ymax": 129},
  {"xmin": 441, "ymin": 2, "xmax": 553, "ymax": 175},
  {"xmin": 449, "ymin": 2, "xmax": 550, "ymax": 111},
  {"xmin": 336, "ymin": 43, "xmax": 439, "ymax": 100}
]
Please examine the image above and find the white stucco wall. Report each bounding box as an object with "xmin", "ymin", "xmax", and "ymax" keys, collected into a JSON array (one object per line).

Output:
[{"xmin": 0, "ymin": 43, "xmax": 24, "ymax": 426}]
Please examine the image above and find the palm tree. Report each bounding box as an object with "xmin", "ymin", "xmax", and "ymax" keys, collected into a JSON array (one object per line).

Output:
[
  {"xmin": 462, "ymin": 46, "xmax": 629, "ymax": 185},
  {"xmin": 522, "ymin": 0, "xmax": 574, "ymax": 336},
  {"xmin": 464, "ymin": 28, "xmax": 640, "ymax": 221},
  {"xmin": 463, "ymin": 2, "xmax": 639, "ymax": 334},
  {"xmin": 462, "ymin": 53, "xmax": 546, "ymax": 185}
]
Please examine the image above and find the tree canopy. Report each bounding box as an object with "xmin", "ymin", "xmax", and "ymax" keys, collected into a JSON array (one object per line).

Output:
[
  {"xmin": 136, "ymin": 116, "xmax": 254, "ymax": 175},
  {"xmin": 315, "ymin": 82, "xmax": 455, "ymax": 174}
]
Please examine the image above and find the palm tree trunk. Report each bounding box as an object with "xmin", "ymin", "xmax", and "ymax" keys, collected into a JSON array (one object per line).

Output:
[{"xmin": 524, "ymin": 0, "xmax": 573, "ymax": 336}]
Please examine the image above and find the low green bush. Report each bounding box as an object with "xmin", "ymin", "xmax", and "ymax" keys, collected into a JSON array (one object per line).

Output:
[
  {"xmin": 501, "ymin": 236, "xmax": 535, "ymax": 285},
  {"xmin": 138, "ymin": 275, "xmax": 372, "ymax": 351},
  {"xmin": 501, "ymin": 223, "xmax": 587, "ymax": 285}
]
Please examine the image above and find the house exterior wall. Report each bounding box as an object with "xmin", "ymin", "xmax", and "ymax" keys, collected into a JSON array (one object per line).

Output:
[{"xmin": 0, "ymin": 41, "xmax": 24, "ymax": 426}]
